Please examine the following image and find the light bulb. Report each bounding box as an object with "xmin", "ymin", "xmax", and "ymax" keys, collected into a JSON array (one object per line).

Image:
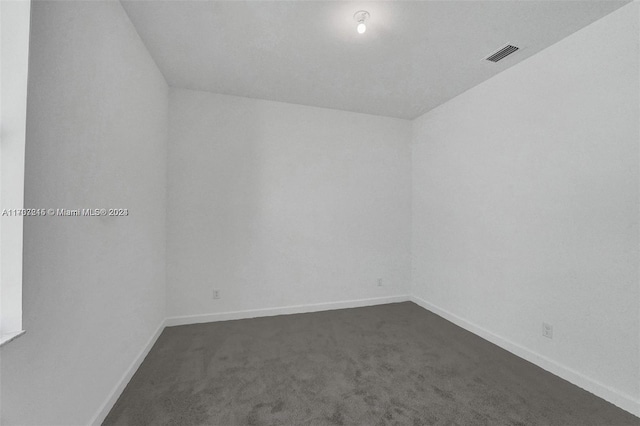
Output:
[{"xmin": 353, "ymin": 11, "xmax": 369, "ymax": 35}]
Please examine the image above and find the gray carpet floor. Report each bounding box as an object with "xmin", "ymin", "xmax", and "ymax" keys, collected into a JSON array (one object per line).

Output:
[{"xmin": 103, "ymin": 302, "xmax": 640, "ymax": 426}]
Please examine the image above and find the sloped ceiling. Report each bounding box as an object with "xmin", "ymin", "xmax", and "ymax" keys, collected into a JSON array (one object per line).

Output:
[{"xmin": 121, "ymin": 0, "xmax": 630, "ymax": 119}]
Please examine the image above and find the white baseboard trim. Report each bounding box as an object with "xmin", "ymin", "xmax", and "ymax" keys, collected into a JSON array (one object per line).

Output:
[
  {"xmin": 89, "ymin": 296, "xmax": 409, "ymax": 424},
  {"xmin": 410, "ymin": 295, "xmax": 640, "ymax": 418},
  {"xmin": 89, "ymin": 319, "xmax": 166, "ymax": 426},
  {"xmin": 165, "ymin": 295, "xmax": 411, "ymax": 327},
  {"xmin": 91, "ymin": 295, "xmax": 638, "ymax": 424}
]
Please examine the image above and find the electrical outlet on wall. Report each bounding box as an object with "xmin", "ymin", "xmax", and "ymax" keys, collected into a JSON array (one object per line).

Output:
[
  {"xmin": 542, "ymin": 322, "xmax": 553, "ymax": 339},
  {"xmin": 377, "ymin": 278, "xmax": 383, "ymax": 287},
  {"xmin": 213, "ymin": 289, "xmax": 220, "ymax": 300}
]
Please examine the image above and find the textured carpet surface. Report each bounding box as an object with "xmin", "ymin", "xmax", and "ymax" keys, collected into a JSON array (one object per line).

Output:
[{"xmin": 104, "ymin": 302, "xmax": 639, "ymax": 426}]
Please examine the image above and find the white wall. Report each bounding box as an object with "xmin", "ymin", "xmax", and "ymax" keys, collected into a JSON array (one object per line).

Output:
[
  {"xmin": 167, "ymin": 89, "xmax": 411, "ymax": 319},
  {"xmin": 1, "ymin": 0, "xmax": 637, "ymax": 423},
  {"xmin": 0, "ymin": 0, "xmax": 31, "ymax": 338},
  {"xmin": 412, "ymin": 2, "xmax": 639, "ymax": 414},
  {"xmin": 0, "ymin": 1, "xmax": 168, "ymax": 425}
]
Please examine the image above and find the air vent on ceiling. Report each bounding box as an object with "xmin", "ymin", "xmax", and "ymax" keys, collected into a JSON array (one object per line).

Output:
[{"xmin": 485, "ymin": 45, "xmax": 519, "ymax": 63}]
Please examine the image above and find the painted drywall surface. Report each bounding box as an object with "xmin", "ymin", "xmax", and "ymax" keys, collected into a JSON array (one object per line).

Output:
[
  {"xmin": 412, "ymin": 2, "xmax": 639, "ymax": 403},
  {"xmin": 0, "ymin": 0, "xmax": 31, "ymax": 337},
  {"xmin": 121, "ymin": 1, "xmax": 631, "ymax": 120},
  {"xmin": 0, "ymin": 2, "xmax": 168, "ymax": 425},
  {"xmin": 167, "ymin": 89, "xmax": 411, "ymax": 318}
]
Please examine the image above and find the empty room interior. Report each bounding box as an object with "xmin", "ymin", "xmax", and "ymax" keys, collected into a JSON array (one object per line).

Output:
[{"xmin": 1, "ymin": 0, "xmax": 640, "ymax": 424}]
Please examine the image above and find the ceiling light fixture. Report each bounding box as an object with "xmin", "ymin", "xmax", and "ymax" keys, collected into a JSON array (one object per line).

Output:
[{"xmin": 353, "ymin": 10, "xmax": 370, "ymax": 34}]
